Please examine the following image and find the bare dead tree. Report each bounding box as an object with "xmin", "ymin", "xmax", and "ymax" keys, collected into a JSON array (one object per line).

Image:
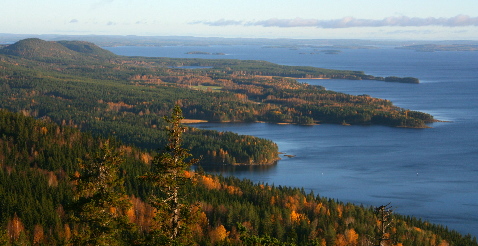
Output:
[{"xmin": 375, "ymin": 203, "xmax": 393, "ymax": 246}]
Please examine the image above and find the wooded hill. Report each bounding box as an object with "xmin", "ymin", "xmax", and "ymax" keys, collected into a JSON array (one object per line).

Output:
[
  {"xmin": 0, "ymin": 108, "xmax": 476, "ymax": 245},
  {"xmin": 0, "ymin": 38, "xmax": 434, "ymax": 165}
]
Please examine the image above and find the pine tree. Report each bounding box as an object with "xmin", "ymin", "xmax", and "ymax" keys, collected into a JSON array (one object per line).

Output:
[
  {"xmin": 140, "ymin": 105, "xmax": 199, "ymax": 245},
  {"xmin": 68, "ymin": 140, "xmax": 132, "ymax": 246}
]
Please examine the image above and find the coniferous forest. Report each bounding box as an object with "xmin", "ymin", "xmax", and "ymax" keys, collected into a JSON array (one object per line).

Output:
[
  {"xmin": 0, "ymin": 38, "xmax": 435, "ymax": 166},
  {"xmin": 0, "ymin": 108, "xmax": 476, "ymax": 245},
  {"xmin": 1, "ymin": 39, "xmax": 476, "ymax": 245}
]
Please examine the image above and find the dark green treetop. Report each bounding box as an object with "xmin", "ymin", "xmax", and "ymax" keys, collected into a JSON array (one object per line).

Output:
[
  {"xmin": 139, "ymin": 105, "xmax": 199, "ymax": 245},
  {"xmin": 68, "ymin": 140, "xmax": 133, "ymax": 246}
]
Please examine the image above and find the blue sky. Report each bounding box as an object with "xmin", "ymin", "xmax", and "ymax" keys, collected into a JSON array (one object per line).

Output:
[{"xmin": 1, "ymin": 0, "xmax": 477, "ymax": 40}]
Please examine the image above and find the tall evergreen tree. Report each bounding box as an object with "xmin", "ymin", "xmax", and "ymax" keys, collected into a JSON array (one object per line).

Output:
[
  {"xmin": 68, "ymin": 140, "xmax": 132, "ymax": 246},
  {"xmin": 140, "ymin": 105, "xmax": 199, "ymax": 245}
]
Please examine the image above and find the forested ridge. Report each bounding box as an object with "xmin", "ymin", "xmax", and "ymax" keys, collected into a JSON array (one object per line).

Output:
[
  {"xmin": 0, "ymin": 38, "xmax": 434, "ymax": 165},
  {"xmin": 0, "ymin": 108, "xmax": 476, "ymax": 245}
]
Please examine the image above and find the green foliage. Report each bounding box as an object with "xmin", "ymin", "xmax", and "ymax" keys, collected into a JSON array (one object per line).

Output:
[
  {"xmin": 0, "ymin": 38, "xmax": 433, "ymax": 167},
  {"xmin": 0, "ymin": 229, "xmax": 8, "ymax": 246},
  {"xmin": 0, "ymin": 109, "xmax": 146, "ymax": 245},
  {"xmin": 0, "ymin": 108, "xmax": 476, "ymax": 245},
  {"xmin": 68, "ymin": 140, "xmax": 133, "ymax": 245},
  {"xmin": 139, "ymin": 106, "xmax": 199, "ymax": 244},
  {"xmin": 185, "ymin": 174, "xmax": 478, "ymax": 246},
  {"xmin": 0, "ymin": 38, "xmax": 116, "ymax": 62},
  {"xmin": 3, "ymin": 38, "xmax": 471, "ymax": 245},
  {"xmin": 238, "ymin": 223, "xmax": 295, "ymax": 246}
]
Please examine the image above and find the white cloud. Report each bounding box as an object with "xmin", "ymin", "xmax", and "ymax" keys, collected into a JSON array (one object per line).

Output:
[
  {"xmin": 190, "ymin": 19, "xmax": 244, "ymax": 26},
  {"xmin": 192, "ymin": 15, "xmax": 478, "ymax": 28}
]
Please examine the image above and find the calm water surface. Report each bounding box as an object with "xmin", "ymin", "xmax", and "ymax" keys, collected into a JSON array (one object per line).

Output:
[{"xmin": 107, "ymin": 45, "xmax": 478, "ymax": 236}]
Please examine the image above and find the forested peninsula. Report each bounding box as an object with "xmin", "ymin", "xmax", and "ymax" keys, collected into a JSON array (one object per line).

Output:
[{"xmin": 0, "ymin": 38, "xmax": 433, "ymax": 166}]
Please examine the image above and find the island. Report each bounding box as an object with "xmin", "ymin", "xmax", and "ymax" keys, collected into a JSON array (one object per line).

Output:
[
  {"xmin": 186, "ymin": 51, "xmax": 226, "ymax": 55},
  {"xmin": 397, "ymin": 44, "xmax": 478, "ymax": 52}
]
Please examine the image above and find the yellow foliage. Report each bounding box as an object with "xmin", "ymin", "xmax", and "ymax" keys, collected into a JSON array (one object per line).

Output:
[
  {"xmin": 438, "ymin": 241, "xmax": 450, "ymax": 246},
  {"xmin": 140, "ymin": 153, "xmax": 153, "ymax": 164},
  {"xmin": 106, "ymin": 101, "xmax": 133, "ymax": 111},
  {"xmin": 335, "ymin": 233, "xmax": 347, "ymax": 246},
  {"xmin": 284, "ymin": 195, "xmax": 300, "ymax": 211},
  {"xmin": 40, "ymin": 126, "xmax": 48, "ymax": 135},
  {"xmin": 119, "ymin": 145, "xmax": 133, "ymax": 154},
  {"xmin": 209, "ymin": 225, "xmax": 229, "ymax": 243},
  {"xmin": 314, "ymin": 203, "xmax": 323, "ymax": 215},
  {"xmin": 129, "ymin": 195, "xmax": 154, "ymax": 231},
  {"xmin": 290, "ymin": 210, "xmax": 308, "ymax": 224},
  {"xmin": 184, "ymin": 170, "xmax": 193, "ymax": 179},
  {"xmin": 414, "ymin": 227, "xmax": 423, "ymax": 232},
  {"xmin": 33, "ymin": 224, "xmax": 44, "ymax": 245},
  {"xmin": 126, "ymin": 206, "xmax": 135, "ymax": 223},
  {"xmin": 225, "ymin": 185, "xmax": 243, "ymax": 195},
  {"xmin": 270, "ymin": 195, "xmax": 277, "ymax": 205},
  {"xmin": 64, "ymin": 224, "xmax": 71, "ymax": 242},
  {"xmin": 337, "ymin": 204, "xmax": 343, "ymax": 218},
  {"xmin": 200, "ymin": 175, "xmax": 221, "ymax": 190},
  {"xmin": 7, "ymin": 214, "xmax": 24, "ymax": 240},
  {"xmin": 345, "ymin": 228, "xmax": 359, "ymax": 245},
  {"xmin": 290, "ymin": 210, "xmax": 300, "ymax": 223}
]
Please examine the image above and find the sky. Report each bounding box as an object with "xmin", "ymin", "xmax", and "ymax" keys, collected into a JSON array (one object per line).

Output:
[{"xmin": 1, "ymin": 0, "xmax": 478, "ymax": 40}]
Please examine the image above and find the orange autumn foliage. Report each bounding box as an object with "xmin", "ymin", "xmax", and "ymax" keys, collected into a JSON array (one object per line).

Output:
[
  {"xmin": 32, "ymin": 224, "xmax": 44, "ymax": 245},
  {"xmin": 209, "ymin": 225, "xmax": 229, "ymax": 243},
  {"xmin": 7, "ymin": 214, "xmax": 24, "ymax": 241},
  {"xmin": 345, "ymin": 228, "xmax": 359, "ymax": 245},
  {"xmin": 290, "ymin": 210, "xmax": 309, "ymax": 224},
  {"xmin": 336, "ymin": 204, "xmax": 343, "ymax": 218},
  {"xmin": 225, "ymin": 185, "xmax": 243, "ymax": 195},
  {"xmin": 335, "ymin": 233, "xmax": 347, "ymax": 246},
  {"xmin": 140, "ymin": 152, "xmax": 153, "ymax": 164},
  {"xmin": 128, "ymin": 195, "xmax": 155, "ymax": 231},
  {"xmin": 200, "ymin": 175, "xmax": 221, "ymax": 190}
]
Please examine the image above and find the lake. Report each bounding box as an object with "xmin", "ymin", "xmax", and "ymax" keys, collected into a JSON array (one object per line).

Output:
[{"xmin": 105, "ymin": 45, "xmax": 478, "ymax": 237}]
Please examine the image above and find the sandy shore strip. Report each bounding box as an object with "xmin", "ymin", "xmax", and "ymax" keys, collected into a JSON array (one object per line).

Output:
[{"xmin": 181, "ymin": 119, "xmax": 208, "ymax": 124}]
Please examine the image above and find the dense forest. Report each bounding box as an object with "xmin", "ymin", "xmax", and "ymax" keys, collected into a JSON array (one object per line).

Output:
[
  {"xmin": 0, "ymin": 108, "xmax": 476, "ymax": 245},
  {"xmin": 0, "ymin": 39, "xmax": 434, "ymax": 165},
  {"xmin": 2, "ymin": 38, "xmax": 467, "ymax": 245}
]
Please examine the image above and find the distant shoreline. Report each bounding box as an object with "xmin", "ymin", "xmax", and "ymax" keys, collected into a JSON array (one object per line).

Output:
[{"xmin": 292, "ymin": 77, "xmax": 330, "ymax": 80}]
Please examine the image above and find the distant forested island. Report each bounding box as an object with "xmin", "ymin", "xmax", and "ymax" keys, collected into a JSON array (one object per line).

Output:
[
  {"xmin": 186, "ymin": 51, "xmax": 226, "ymax": 55},
  {"xmin": 397, "ymin": 44, "xmax": 478, "ymax": 52}
]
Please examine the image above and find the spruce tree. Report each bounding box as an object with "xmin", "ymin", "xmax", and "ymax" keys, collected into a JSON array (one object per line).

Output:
[
  {"xmin": 140, "ymin": 105, "xmax": 199, "ymax": 245},
  {"xmin": 69, "ymin": 140, "xmax": 132, "ymax": 246}
]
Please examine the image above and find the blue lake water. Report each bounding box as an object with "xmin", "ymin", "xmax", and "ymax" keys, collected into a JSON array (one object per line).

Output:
[{"xmin": 106, "ymin": 45, "xmax": 478, "ymax": 237}]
